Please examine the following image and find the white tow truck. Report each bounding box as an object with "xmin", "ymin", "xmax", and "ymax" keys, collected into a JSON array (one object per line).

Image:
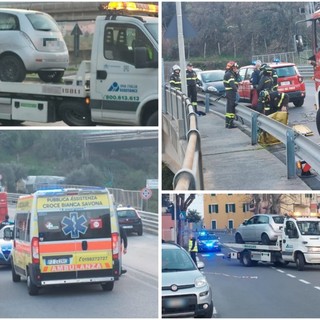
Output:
[
  {"xmin": 225, "ymin": 216, "xmax": 320, "ymax": 271},
  {"xmin": 0, "ymin": 2, "xmax": 158, "ymax": 126}
]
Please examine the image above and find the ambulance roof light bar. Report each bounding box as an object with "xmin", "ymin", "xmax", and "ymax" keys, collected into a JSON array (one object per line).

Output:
[{"xmin": 100, "ymin": 2, "xmax": 158, "ymax": 17}]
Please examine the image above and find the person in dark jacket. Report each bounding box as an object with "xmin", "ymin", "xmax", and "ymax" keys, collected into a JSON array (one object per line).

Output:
[
  {"xmin": 258, "ymin": 90, "xmax": 289, "ymax": 115},
  {"xmin": 223, "ymin": 60, "xmax": 239, "ymax": 128},
  {"xmin": 257, "ymin": 65, "xmax": 273, "ymax": 93},
  {"xmin": 120, "ymin": 226, "xmax": 128, "ymax": 274},
  {"xmin": 169, "ymin": 64, "xmax": 182, "ymax": 90},
  {"xmin": 186, "ymin": 62, "xmax": 199, "ymax": 114},
  {"xmin": 188, "ymin": 235, "xmax": 198, "ymax": 265},
  {"xmin": 0, "ymin": 215, "xmax": 10, "ymax": 229},
  {"xmin": 250, "ymin": 60, "xmax": 262, "ymax": 108}
]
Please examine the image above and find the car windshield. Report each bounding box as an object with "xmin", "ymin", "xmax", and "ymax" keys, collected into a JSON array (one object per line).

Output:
[
  {"xmin": 198, "ymin": 234, "xmax": 218, "ymax": 241},
  {"xmin": 272, "ymin": 216, "xmax": 285, "ymax": 224},
  {"xmin": 145, "ymin": 23, "xmax": 158, "ymax": 42},
  {"xmin": 162, "ymin": 248, "xmax": 196, "ymax": 272},
  {"xmin": 117, "ymin": 209, "xmax": 137, "ymax": 218},
  {"xmin": 201, "ymin": 71, "xmax": 224, "ymax": 83},
  {"xmin": 297, "ymin": 221, "xmax": 320, "ymax": 236},
  {"xmin": 274, "ymin": 66, "xmax": 296, "ymax": 78}
]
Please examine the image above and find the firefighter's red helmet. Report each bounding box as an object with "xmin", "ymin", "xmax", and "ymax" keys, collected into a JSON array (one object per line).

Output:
[{"xmin": 226, "ymin": 61, "xmax": 239, "ymax": 70}]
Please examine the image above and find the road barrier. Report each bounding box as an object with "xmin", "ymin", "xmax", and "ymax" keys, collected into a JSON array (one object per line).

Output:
[{"xmin": 163, "ymin": 85, "xmax": 204, "ymax": 190}]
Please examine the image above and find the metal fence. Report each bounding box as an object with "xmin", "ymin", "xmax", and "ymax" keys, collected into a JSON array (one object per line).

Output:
[{"xmin": 163, "ymin": 85, "xmax": 204, "ymax": 190}]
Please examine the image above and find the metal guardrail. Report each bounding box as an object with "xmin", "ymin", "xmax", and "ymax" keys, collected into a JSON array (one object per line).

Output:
[
  {"xmin": 163, "ymin": 86, "xmax": 204, "ymax": 190},
  {"xmin": 205, "ymin": 94, "xmax": 320, "ymax": 179},
  {"xmin": 7, "ymin": 193, "xmax": 158, "ymax": 234}
]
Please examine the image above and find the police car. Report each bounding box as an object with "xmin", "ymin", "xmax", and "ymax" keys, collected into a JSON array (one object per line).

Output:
[
  {"xmin": 197, "ymin": 232, "xmax": 221, "ymax": 252},
  {"xmin": 0, "ymin": 224, "xmax": 13, "ymax": 265}
]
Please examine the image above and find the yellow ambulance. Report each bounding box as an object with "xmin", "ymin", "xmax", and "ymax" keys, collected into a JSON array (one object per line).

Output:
[{"xmin": 10, "ymin": 187, "xmax": 121, "ymax": 295}]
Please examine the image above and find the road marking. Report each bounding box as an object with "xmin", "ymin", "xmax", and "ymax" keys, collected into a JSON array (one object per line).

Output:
[
  {"xmin": 314, "ymin": 286, "xmax": 320, "ymax": 291},
  {"xmin": 287, "ymin": 274, "xmax": 296, "ymax": 278},
  {"xmin": 273, "ymin": 268, "xmax": 285, "ymax": 273},
  {"xmin": 205, "ymin": 271, "xmax": 258, "ymax": 279},
  {"xmin": 299, "ymin": 279, "xmax": 310, "ymax": 284},
  {"xmin": 216, "ymin": 253, "xmax": 224, "ymax": 256},
  {"xmin": 213, "ymin": 306, "xmax": 218, "ymax": 316}
]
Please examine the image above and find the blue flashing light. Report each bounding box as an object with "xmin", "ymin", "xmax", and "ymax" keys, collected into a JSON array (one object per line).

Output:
[{"xmin": 273, "ymin": 58, "xmax": 280, "ymax": 63}]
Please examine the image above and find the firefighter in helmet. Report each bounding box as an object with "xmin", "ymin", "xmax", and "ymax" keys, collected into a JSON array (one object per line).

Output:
[
  {"xmin": 186, "ymin": 62, "xmax": 199, "ymax": 114},
  {"xmin": 223, "ymin": 61, "xmax": 239, "ymax": 128},
  {"xmin": 258, "ymin": 90, "xmax": 289, "ymax": 115},
  {"xmin": 169, "ymin": 64, "xmax": 182, "ymax": 91}
]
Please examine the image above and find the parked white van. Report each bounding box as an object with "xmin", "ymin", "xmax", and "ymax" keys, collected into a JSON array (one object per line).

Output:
[{"xmin": 0, "ymin": 8, "xmax": 69, "ymax": 82}]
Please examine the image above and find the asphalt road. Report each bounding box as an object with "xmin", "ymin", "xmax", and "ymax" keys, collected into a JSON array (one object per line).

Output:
[
  {"xmin": 199, "ymin": 233, "xmax": 320, "ymax": 318},
  {"xmin": 0, "ymin": 232, "xmax": 158, "ymax": 318}
]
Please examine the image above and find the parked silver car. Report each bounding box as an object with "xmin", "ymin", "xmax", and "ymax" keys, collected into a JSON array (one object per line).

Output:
[
  {"xmin": 162, "ymin": 242, "xmax": 213, "ymax": 318},
  {"xmin": 0, "ymin": 8, "xmax": 69, "ymax": 82},
  {"xmin": 235, "ymin": 214, "xmax": 285, "ymax": 245}
]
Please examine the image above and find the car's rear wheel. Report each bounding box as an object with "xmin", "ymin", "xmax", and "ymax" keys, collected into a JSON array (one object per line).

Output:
[
  {"xmin": 38, "ymin": 70, "xmax": 64, "ymax": 83},
  {"xmin": 27, "ymin": 273, "xmax": 39, "ymax": 296},
  {"xmin": 261, "ymin": 233, "xmax": 271, "ymax": 245},
  {"xmin": 293, "ymin": 98, "xmax": 304, "ymax": 107},
  {"xmin": 11, "ymin": 265, "xmax": 21, "ymax": 282},
  {"xmin": 101, "ymin": 281, "xmax": 114, "ymax": 291},
  {"xmin": 0, "ymin": 54, "xmax": 26, "ymax": 82},
  {"xmin": 235, "ymin": 232, "xmax": 244, "ymax": 244}
]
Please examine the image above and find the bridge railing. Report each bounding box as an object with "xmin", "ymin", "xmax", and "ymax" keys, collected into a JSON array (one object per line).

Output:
[
  {"xmin": 163, "ymin": 85, "xmax": 204, "ymax": 190},
  {"xmin": 204, "ymin": 94, "xmax": 320, "ymax": 179}
]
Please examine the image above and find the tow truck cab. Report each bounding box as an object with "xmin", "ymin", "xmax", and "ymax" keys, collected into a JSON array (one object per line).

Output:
[{"xmin": 281, "ymin": 216, "xmax": 320, "ymax": 270}]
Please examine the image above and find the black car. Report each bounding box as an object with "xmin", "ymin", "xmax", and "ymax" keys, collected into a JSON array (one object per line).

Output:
[{"xmin": 116, "ymin": 207, "xmax": 143, "ymax": 236}]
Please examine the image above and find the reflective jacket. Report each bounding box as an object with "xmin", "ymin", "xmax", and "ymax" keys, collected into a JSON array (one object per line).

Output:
[
  {"xmin": 169, "ymin": 72, "xmax": 182, "ymax": 90},
  {"xmin": 186, "ymin": 69, "xmax": 197, "ymax": 87},
  {"xmin": 223, "ymin": 70, "xmax": 238, "ymax": 92}
]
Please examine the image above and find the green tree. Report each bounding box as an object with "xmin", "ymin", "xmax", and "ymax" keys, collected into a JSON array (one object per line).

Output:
[{"xmin": 187, "ymin": 209, "xmax": 201, "ymax": 223}]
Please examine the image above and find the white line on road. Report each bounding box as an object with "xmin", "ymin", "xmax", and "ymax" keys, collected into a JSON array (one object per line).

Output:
[
  {"xmin": 287, "ymin": 274, "xmax": 296, "ymax": 278},
  {"xmin": 314, "ymin": 286, "xmax": 320, "ymax": 291},
  {"xmin": 273, "ymin": 268, "xmax": 285, "ymax": 273},
  {"xmin": 299, "ymin": 279, "xmax": 310, "ymax": 284}
]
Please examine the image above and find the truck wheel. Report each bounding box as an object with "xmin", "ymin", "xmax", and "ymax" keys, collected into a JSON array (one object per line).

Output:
[
  {"xmin": 11, "ymin": 265, "xmax": 21, "ymax": 282},
  {"xmin": 59, "ymin": 101, "xmax": 94, "ymax": 126},
  {"xmin": 0, "ymin": 54, "xmax": 26, "ymax": 82},
  {"xmin": 235, "ymin": 232, "xmax": 244, "ymax": 244},
  {"xmin": 146, "ymin": 111, "xmax": 158, "ymax": 126},
  {"xmin": 240, "ymin": 251, "xmax": 252, "ymax": 267},
  {"xmin": 295, "ymin": 252, "xmax": 305, "ymax": 271},
  {"xmin": 316, "ymin": 108, "xmax": 320, "ymax": 135},
  {"xmin": 38, "ymin": 71, "xmax": 64, "ymax": 83},
  {"xmin": 27, "ymin": 273, "xmax": 39, "ymax": 296},
  {"xmin": 261, "ymin": 233, "xmax": 270, "ymax": 245},
  {"xmin": 293, "ymin": 98, "xmax": 304, "ymax": 107},
  {"xmin": 101, "ymin": 281, "xmax": 114, "ymax": 291}
]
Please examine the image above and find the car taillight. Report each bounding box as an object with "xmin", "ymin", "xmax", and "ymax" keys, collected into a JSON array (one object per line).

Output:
[
  {"xmin": 112, "ymin": 232, "xmax": 119, "ymax": 259},
  {"xmin": 298, "ymin": 76, "xmax": 303, "ymax": 83},
  {"xmin": 31, "ymin": 237, "xmax": 40, "ymax": 264}
]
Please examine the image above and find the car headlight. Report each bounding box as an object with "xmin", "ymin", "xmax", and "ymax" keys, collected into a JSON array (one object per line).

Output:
[
  {"xmin": 206, "ymin": 86, "xmax": 218, "ymax": 93},
  {"xmin": 195, "ymin": 276, "xmax": 208, "ymax": 288}
]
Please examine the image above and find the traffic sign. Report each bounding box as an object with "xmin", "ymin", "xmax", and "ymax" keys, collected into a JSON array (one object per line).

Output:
[{"xmin": 140, "ymin": 187, "xmax": 152, "ymax": 200}]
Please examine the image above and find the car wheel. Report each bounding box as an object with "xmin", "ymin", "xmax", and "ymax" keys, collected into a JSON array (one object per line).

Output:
[
  {"xmin": 146, "ymin": 111, "xmax": 158, "ymax": 126},
  {"xmin": 38, "ymin": 71, "xmax": 64, "ymax": 83},
  {"xmin": 0, "ymin": 54, "xmax": 26, "ymax": 82},
  {"xmin": 295, "ymin": 252, "xmax": 305, "ymax": 271},
  {"xmin": 235, "ymin": 232, "xmax": 244, "ymax": 244},
  {"xmin": 261, "ymin": 233, "xmax": 270, "ymax": 245},
  {"xmin": 240, "ymin": 250, "xmax": 252, "ymax": 267},
  {"xmin": 316, "ymin": 108, "xmax": 320, "ymax": 135},
  {"xmin": 11, "ymin": 265, "xmax": 21, "ymax": 282},
  {"xmin": 27, "ymin": 273, "xmax": 39, "ymax": 296},
  {"xmin": 101, "ymin": 281, "xmax": 114, "ymax": 291},
  {"xmin": 137, "ymin": 228, "xmax": 143, "ymax": 236},
  {"xmin": 58, "ymin": 100, "xmax": 94, "ymax": 126},
  {"xmin": 293, "ymin": 98, "xmax": 304, "ymax": 107}
]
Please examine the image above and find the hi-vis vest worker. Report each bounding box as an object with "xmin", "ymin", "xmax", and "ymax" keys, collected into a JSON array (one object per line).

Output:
[
  {"xmin": 188, "ymin": 236, "xmax": 198, "ymax": 265},
  {"xmin": 10, "ymin": 187, "xmax": 121, "ymax": 296},
  {"xmin": 170, "ymin": 65, "xmax": 182, "ymax": 90}
]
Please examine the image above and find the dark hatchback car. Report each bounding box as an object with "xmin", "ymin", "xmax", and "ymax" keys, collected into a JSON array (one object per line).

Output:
[
  {"xmin": 196, "ymin": 70, "xmax": 225, "ymax": 97},
  {"xmin": 197, "ymin": 233, "xmax": 221, "ymax": 252},
  {"xmin": 116, "ymin": 206, "xmax": 143, "ymax": 236}
]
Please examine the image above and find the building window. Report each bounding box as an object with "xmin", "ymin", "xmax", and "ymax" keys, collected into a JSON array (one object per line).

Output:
[
  {"xmin": 209, "ymin": 204, "xmax": 219, "ymax": 213},
  {"xmin": 243, "ymin": 203, "xmax": 250, "ymax": 212},
  {"xmin": 228, "ymin": 220, "xmax": 234, "ymax": 230},
  {"xmin": 226, "ymin": 203, "xmax": 236, "ymax": 213},
  {"xmin": 211, "ymin": 220, "xmax": 217, "ymax": 229}
]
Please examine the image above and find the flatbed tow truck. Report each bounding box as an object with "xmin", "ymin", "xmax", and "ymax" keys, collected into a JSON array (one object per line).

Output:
[
  {"xmin": 224, "ymin": 216, "xmax": 320, "ymax": 271},
  {"xmin": 0, "ymin": 2, "xmax": 158, "ymax": 126}
]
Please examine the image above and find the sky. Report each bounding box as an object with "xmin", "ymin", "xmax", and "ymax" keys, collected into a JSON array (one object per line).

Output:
[{"xmin": 188, "ymin": 194, "xmax": 204, "ymax": 217}]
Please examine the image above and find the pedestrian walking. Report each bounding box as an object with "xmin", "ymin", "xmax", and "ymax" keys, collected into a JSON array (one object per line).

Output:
[
  {"xmin": 120, "ymin": 226, "xmax": 128, "ymax": 274},
  {"xmin": 223, "ymin": 61, "xmax": 239, "ymax": 128}
]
